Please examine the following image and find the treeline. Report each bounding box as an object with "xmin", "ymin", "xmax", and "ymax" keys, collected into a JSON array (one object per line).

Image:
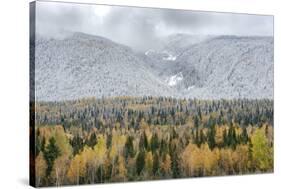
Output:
[{"xmin": 34, "ymin": 97, "xmax": 273, "ymax": 186}]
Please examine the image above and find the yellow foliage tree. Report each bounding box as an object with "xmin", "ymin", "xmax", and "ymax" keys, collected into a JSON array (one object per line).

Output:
[
  {"xmin": 81, "ymin": 146, "xmax": 96, "ymax": 183},
  {"xmin": 35, "ymin": 152, "xmax": 47, "ymax": 187},
  {"xmin": 145, "ymin": 151, "xmax": 153, "ymax": 177},
  {"xmin": 53, "ymin": 126, "xmax": 73, "ymax": 157},
  {"xmin": 181, "ymin": 143, "xmax": 201, "ymax": 176},
  {"xmin": 115, "ymin": 155, "xmax": 127, "ymax": 181},
  {"xmin": 93, "ymin": 135, "xmax": 107, "ymax": 182},
  {"xmin": 51, "ymin": 155, "xmax": 69, "ymax": 186},
  {"xmin": 161, "ymin": 154, "xmax": 171, "ymax": 177},
  {"xmin": 232, "ymin": 145, "xmax": 249, "ymax": 173},
  {"xmin": 219, "ymin": 148, "xmax": 235, "ymax": 175},
  {"xmin": 67, "ymin": 154, "xmax": 86, "ymax": 185},
  {"xmin": 251, "ymin": 128, "xmax": 273, "ymax": 171},
  {"xmin": 200, "ymin": 143, "xmax": 218, "ymax": 176}
]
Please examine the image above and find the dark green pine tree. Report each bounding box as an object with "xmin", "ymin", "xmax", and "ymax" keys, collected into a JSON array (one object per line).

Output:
[
  {"xmin": 222, "ymin": 129, "xmax": 227, "ymax": 147},
  {"xmin": 171, "ymin": 153, "xmax": 181, "ymax": 178},
  {"xmin": 86, "ymin": 132, "xmax": 97, "ymax": 148},
  {"xmin": 199, "ymin": 129, "xmax": 205, "ymax": 145},
  {"xmin": 150, "ymin": 133, "xmax": 159, "ymax": 154},
  {"xmin": 136, "ymin": 150, "xmax": 145, "ymax": 176},
  {"xmin": 43, "ymin": 137, "xmax": 61, "ymax": 176},
  {"xmin": 171, "ymin": 127, "xmax": 178, "ymax": 139},
  {"xmin": 35, "ymin": 129, "xmax": 42, "ymax": 157},
  {"xmin": 152, "ymin": 152, "xmax": 160, "ymax": 176},
  {"xmin": 265, "ymin": 124, "xmax": 269, "ymax": 137},
  {"xmin": 95, "ymin": 165, "xmax": 104, "ymax": 183},
  {"xmin": 71, "ymin": 135, "xmax": 84, "ymax": 155},
  {"xmin": 207, "ymin": 124, "xmax": 216, "ymax": 150},
  {"xmin": 240, "ymin": 127, "xmax": 249, "ymax": 144},
  {"xmin": 248, "ymin": 139, "xmax": 254, "ymax": 172},
  {"xmin": 41, "ymin": 136, "xmax": 46, "ymax": 153},
  {"xmin": 194, "ymin": 128, "xmax": 200, "ymax": 147},
  {"xmin": 144, "ymin": 132, "xmax": 149, "ymax": 151},
  {"xmin": 139, "ymin": 133, "xmax": 145, "ymax": 150},
  {"xmin": 194, "ymin": 115, "xmax": 200, "ymax": 128},
  {"xmin": 228, "ymin": 125, "xmax": 237, "ymax": 149},
  {"xmin": 106, "ymin": 133, "xmax": 112, "ymax": 149},
  {"xmin": 139, "ymin": 131, "xmax": 150, "ymax": 151},
  {"xmin": 159, "ymin": 139, "xmax": 168, "ymax": 156},
  {"xmin": 124, "ymin": 135, "xmax": 135, "ymax": 159},
  {"xmin": 198, "ymin": 107, "xmax": 202, "ymax": 120}
]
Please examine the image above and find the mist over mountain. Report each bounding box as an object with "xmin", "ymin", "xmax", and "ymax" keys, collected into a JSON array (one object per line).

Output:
[{"xmin": 35, "ymin": 32, "xmax": 273, "ymax": 101}]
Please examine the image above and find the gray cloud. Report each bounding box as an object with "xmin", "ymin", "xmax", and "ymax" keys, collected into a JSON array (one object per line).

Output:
[{"xmin": 36, "ymin": 1, "xmax": 273, "ymax": 51}]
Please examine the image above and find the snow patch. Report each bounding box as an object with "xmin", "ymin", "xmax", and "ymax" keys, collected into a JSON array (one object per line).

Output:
[
  {"xmin": 163, "ymin": 54, "xmax": 177, "ymax": 61},
  {"xmin": 187, "ymin": 85, "xmax": 195, "ymax": 91},
  {"xmin": 145, "ymin": 49, "xmax": 155, "ymax": 56},
  {"xmin": 162, "ymin": 51, "xmax": 177, "ymax": 61},
  {"xmin": 166, "ymin": 72, "xmax": 183, "ymax": 86}
]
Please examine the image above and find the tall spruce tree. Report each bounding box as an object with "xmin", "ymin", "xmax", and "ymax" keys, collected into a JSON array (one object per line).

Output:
[
  {"xmin": 136, "ymin": 150, "xmax": 145, "ymax": 175},
  {"xmin": 207, "ymin": 125, "xmax": 216, "ymax": 150},
  {"xmin": 43, "ymin": 137, "xmax": 60, "ymax": 176},
  {"xmin": 151, "ymin": 133, "xmax": 159, "ymax": 153},
  {"xmin": 152, "ymin": 152, "xmax": 160, "ymax": 176},
  {"xmin": 171, "ymin": 153, "xmax": 180, "ymax": 178},
  {"xmin": 124, "ymin": 135, "xmax": 135, "ymax": 159}
]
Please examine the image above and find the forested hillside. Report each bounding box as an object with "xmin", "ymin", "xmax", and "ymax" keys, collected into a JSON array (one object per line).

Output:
[
  {"xmin": 146, "ymin": 36, "xmax": 273, "ymax": 99},
  {"xmin": 35, "ymin": 33, "xmax": 273, "ymax": 101},
  {"xmin": 35, "ymin": 33, "xmax": 173, "ymax": 101},
  {"xmin": 34, "ymin": 97, "xmax": 273, "ymax": 186}
]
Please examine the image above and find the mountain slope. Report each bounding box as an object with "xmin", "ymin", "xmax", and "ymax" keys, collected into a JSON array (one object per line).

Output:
[
  {"xmin": 162, "ymin": 36, "xmax": 274, "ymax": 99},
  {"xmin": 143, "ymin": 34, "xmax": 209, "ymax": 75},
  {"xmin": 35, "ymin": 33, "xmax": 174, "ymax": 101},
  {"xmin": 35, "ymin": 33, "xmax": 273, "ymax": 101}
]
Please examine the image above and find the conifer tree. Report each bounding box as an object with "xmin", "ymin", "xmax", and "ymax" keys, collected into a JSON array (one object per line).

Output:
[
  {"xmin": 44, "ymin": 137, "xmax": 61, "ymax": 176},
  {"xmin": 124, "ymin": 136, "xmax": 135, "ymax": 159},
  {"xmin": 136, "ymin": 150, "xmax": 145, "ymax": 175},
  {"xmin": 151, "ymin": 133, "xmax": 159, "ymax": 153},
  {"xmin": 152, "ymin": 152, "xmax": 160, "ymax": 176}
]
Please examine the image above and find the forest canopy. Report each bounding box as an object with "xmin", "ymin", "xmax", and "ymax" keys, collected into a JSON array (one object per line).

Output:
[{"xmin": 34, "ymin": 97, "xmax": 273, "ymax": 187}]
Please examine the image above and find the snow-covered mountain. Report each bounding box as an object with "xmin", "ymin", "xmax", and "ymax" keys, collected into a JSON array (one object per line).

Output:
[
  {"xmin": 35, "ymin": 32, "xmax": 174, "ymax": 101},
  {"xmin": 143, "ymin": 34, "xmax": 210, "ymax": 76},
  {"xmin": 162, "ymin": 35, "xmax": 274, "ymax": 99},
  {"xmin": 34, "ymin": 32, "xmax": 273, "ymax": 101}
]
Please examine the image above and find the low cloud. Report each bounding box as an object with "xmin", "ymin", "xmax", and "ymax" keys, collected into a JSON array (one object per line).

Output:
[{"xmin": 36, "ymin": 1, "xmax": 273, "ymax": 50}]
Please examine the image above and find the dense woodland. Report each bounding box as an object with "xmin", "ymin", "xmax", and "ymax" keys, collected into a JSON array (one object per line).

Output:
[{"xmin": 34, "ymin": 97, "xmax": 273, "ymax": 186}]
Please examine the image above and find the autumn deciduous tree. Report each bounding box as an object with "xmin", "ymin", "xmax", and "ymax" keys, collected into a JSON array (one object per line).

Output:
[
  {"xmin": 51, "ymin": 155, "xmax": 69, "ymax": 186},
  {"xmin": 145, "ymin": 151, "xmax": 153, "ymax": 177},
  {"xmin": 232, "ymin": 145, "xmax": 249, "ymax": 173},
  {"xmin": 34, "ymin": 97, "xmax": 273, "ymax": 186},
  {"xmin": 116, "ymin": 155, "xmax": 127, "ymax": 181},
  {"xmin": 35, "ymin": 152, "xmax": 47, "ymax": 187},
  {"xmin": 161, "ymin": 153, "xmax": 171, "ymax": 177},
  {"xmin": 93, "ymin": 135, "xmax": 107, "ymax": 182},
  {"xmin": 219, "ymin": 148, "xmax": 235, "ymax": 175},
  {"xmin": 80, "ymin": 146, "xmax": 96, "ymax": 183},
  {"xmin": 67, "ymin": 154, "xmax": 86, "ymax": 185},
  {"xmin": 181, "ymin": 143, "xmax": 200, "ymax": 176},
  {"xmin": 251, "ymin": 128, "xmax": 273, "ymax": 171},
  {"xmin": 200, "ymin": 143, "xmax": 217, "ymax": 176}
]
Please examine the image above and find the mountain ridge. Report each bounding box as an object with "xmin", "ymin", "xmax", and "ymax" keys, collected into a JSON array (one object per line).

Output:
[{"xmin": 34, "ymin": 32, "xmax": 273, "ymax": 101}]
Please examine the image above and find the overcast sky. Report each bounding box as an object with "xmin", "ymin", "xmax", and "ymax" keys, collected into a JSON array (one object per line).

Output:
[{"xmin": 36, "ymin": 1, "xmax": 273, "ymax": 50}]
